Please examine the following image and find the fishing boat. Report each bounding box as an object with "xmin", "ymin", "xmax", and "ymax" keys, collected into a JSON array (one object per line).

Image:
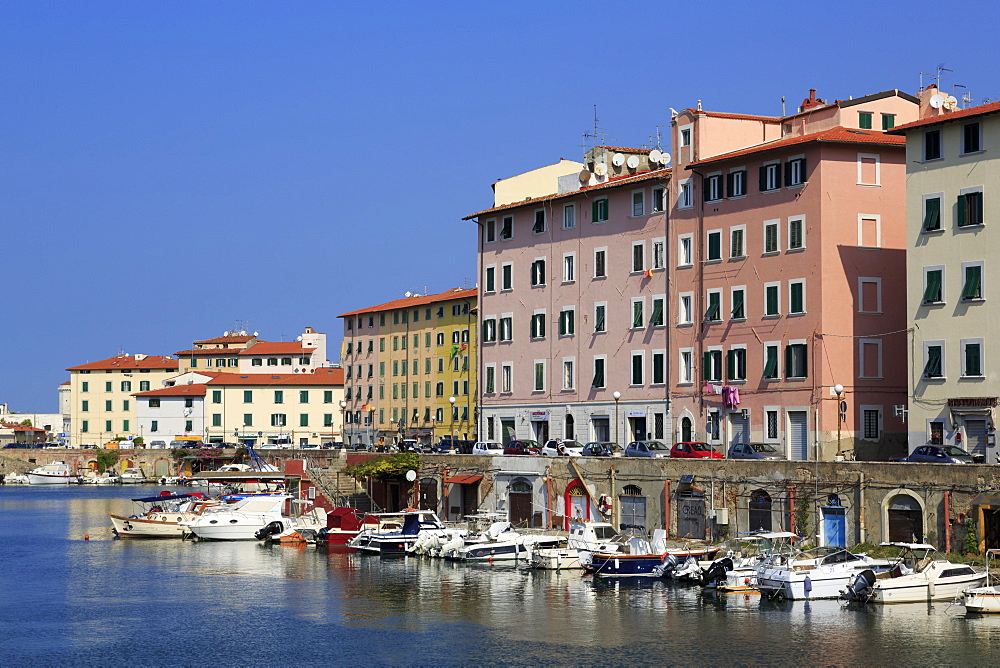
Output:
[
  {"xmin": 26, "ymin": 461, "xmax": 79, "ymax": 485},
  {"xmin": 109, "ymin": 492, "xmax": 217, "ymax": 538},
  {"xmin": 841, "ymin": 543, "xmax": 986, "ymax": 604},
  {"xmin": 962, "ymin": 549, "xmax": 1000, "ymax": 613}
]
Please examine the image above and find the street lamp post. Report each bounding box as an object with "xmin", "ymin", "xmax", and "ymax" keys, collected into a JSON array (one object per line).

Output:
[
  {"xmin": 834, "ymin": 384, "xmax": 845, "ymax": 459},
  {"xmin": 449, "ymin": 396, "xmax": 457, "ymax": 447},
  {"xmin": 339, "ymin": 400, "xmax": 348, "ymax": 447},
  {"xmin": 612, "ymin": 391, "xmax": 621, "ymax": 446}
]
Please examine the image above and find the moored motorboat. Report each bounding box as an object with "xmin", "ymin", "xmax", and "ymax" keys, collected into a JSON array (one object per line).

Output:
[
  {"xmin": 109, "ymin": 492, "xmax": 217, "ymax": 538},
  {"xmin": 181, "ymin": 494, "xmax": 295, "ymax": 541},
  {"xmin": 962, "ymin": 549, "xmax": 1000, "ymax": 613},
  {"xmin": 841, "ymin": 543, "xmax": 986, "ymax": 604},
  {"xmin": 582, "ymin": 525, "xmax": 670, "ymax": 578},
  {"xmin": 119, "ymin": 467, "xmax": 146, "ymax": 484},
  {"xmin": 349, "ymin": 510, "xmax": 461, "ymax": 555},
  {"xmin": 757, "ymin": 546, "xmax": 895, "ymax": 600},
  {"xmin": 26, "ymin": 461, "xmax": 79, "ymax": 485}
]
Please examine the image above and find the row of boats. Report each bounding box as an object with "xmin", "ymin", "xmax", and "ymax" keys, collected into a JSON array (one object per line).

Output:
[{"xmin": 8, "ymin": 461, "xmax": 147, "ymax": 485}]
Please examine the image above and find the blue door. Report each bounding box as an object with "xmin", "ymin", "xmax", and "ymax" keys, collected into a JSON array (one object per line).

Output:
[{"xmin": 823, "ymin": 507, "xmax": 846, "ymax": 548}]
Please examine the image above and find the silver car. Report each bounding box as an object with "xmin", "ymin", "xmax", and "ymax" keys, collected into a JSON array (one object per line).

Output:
[{"xmin": 728, "ymin": 442, "xmax": 784, "ymax": 460}]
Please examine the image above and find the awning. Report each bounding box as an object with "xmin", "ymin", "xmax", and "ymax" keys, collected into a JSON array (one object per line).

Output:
[
  {"xmin": 970, "ymin": 492, "xmax": 1000, "ymax": 507},
  {"xmin": 445, "ymin": 474, "xmax": 483, "ymax": 485}
]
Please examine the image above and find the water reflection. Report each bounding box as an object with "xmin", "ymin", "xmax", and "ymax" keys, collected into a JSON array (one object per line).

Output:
[{"xmin": 3, "ymin": 485, "xmax": 1000, "ymax": 666}]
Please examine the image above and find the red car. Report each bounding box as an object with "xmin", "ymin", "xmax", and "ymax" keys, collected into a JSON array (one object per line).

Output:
[
  {"xmin": 670, "ymin": 441, "xmax": 724, "ymax": 459},
  {"xmin": 503, "ymin": 439, "xmax": 542, "ymax": 456}
]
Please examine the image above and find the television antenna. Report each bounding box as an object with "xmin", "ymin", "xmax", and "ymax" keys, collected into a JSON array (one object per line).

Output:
[{"xmin": 580, "ymin": 105, "xmax": 610, "ymax": 154}]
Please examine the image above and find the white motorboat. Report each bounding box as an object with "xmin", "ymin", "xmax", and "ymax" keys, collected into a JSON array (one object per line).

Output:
[
  {"xmin": 756, "ymin": 546, "xmax": 895, "ymax": 600},
  {"xmin": 532, "ymin": 520, "xmax": 624, "ymax": 570},
  {"xmin": 109, "ymin": 493, "xmax": 217, "ymax": 538},
  {"xmin": 454, "ymin": 528, "xmax": 563, "ymax": 562},
  {"xmin": 841, "ymin": 543, "xmax": 986, "ymax": 604},
  {"xmin": 349, "ymin": 510, "xmax": 460, "ymax": 555},
  {"xmin": 80, "ymin": 470, "xmax": 121, "ymax": 485},
  {"xmin": 26, "ymin": 461, "xmax": 79, "ymax": 485},
  {"xmin": 181, "ymin": 494, "xmax": 294, "ymax": 541},
  {"xmin": 699, "ymin": 532, "xmax": 800, "ymax": 593},
  {"xmin": 119, "ymin": 467, "xmax": 146, "ymax": 484},
  {"xmin": 962, "ymin": 549, "xmax": 1000, "ymax": 613}
]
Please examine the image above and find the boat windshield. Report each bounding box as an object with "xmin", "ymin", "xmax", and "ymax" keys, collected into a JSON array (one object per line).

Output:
[
  {"xmin": 819, "ymin": 549, "xmax": 861, "ymax": 565},
  {"xmin": 593, "ymin": 526, "xmax": 619, "ymax": 540}
]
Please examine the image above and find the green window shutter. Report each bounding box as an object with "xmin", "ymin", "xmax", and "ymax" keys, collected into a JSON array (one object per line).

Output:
[
  {"xmin": 651, "ymin": 300, "xmax": 663, "ymax": 325},
  {"xmin": 923, "ymin": 270, "xmax": 942, "ymax": 302},
  {"xmin": 703, "ymin": 352, "xmax": 712, "ymax": 380},
  {"xmin": 859, "ymin": 112, "xmax": 872, "ymax": 129},
  {"xmin": 784, "ymin": 161, "xmax": 793, "ymax": 185},
  {"xmin": 726, "ymin": 350, "xmax": 736, "ymax": 380},
  {"xmin": 962, "ymin": 265, "xmax": 982, "ymax": 300},
  {"xmin": 708, "ymin": 233, "xmax": 720, "ymax": 259},
  {"xmin": 882, "ymin": 114, "xmax": 895, "ymax": 130},
  {"xmin": 704, "ymin": 301, "xmax": 719, "ymax": 321},
  {"xmin": 530, "ymin": 316, "xmax": 538, "ymax": 338},
  {"xmin": 957, "ymin": 193, "xmax": 968, "ymax": 226},
  {"xmin": 592, "ymin": 362, "xmax": 604, "ymax": 388},
  {"xmin": 774, "ymin": 164, "xmax": 783, "ymax": 189},
  {"xmin": 759, "ymin": 166, "xmax": 768, "ymax": 191},
  {"xmin": 731, "ymin": 290, "xmax": 744, "ymax": 318},
  {"xmin": 923, "ymin": 198, "xmax": 941, "ymax": 231},
  {"xmin": 967, "ymin": 344, "xmax": 981, "ymax": 376},
  {"xmin": 633, "ymin": 302, "xmax": 643, "ymax": 328},
  {"xmin": 764, "ymin": 347, "xmax": 777, "ymax": 378},
  {"xmin": 726, "ymin": 172, "xmax": 734, "ymax": 197},
  {"xmin": 766, "ymin": 286, "xmax": 778, "ymax": 315},
  {"xmin": 924, "ymin": 346, "xmax": 942, "ymax": 377},
  {"xmin": 595, "ymin": 307, "xmax": 605, "ymax": 332},
  {"xmin": 790, "ymin": 283, "xmax": 803, "ymax": 313},
  {"xmin": 785, "ymin": 345, "xmax": 793, "ymax": 378}
]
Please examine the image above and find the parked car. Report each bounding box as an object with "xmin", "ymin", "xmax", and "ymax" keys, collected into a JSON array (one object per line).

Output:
[
  {"xmin": 503, "ymin": 439, "xmax": 542, "ymax": 456},
  {"xmin": 670, "ymin": 441, "xmax": 724, "ymax": 459},
  {"xmin": 300, "ymin": 443, "xmax": 320, "ymax": 449},
  {"xmin": 398, "ymin": 439, "xmax": 419, "ymax": 452},
  {"xmin": 728, "ymin": 442, "xmax": 784, "ymax": 460},
  {"xmin": 624, "ymin": 440, "xmax": 671, "ymax": 458},
  {"xmin": 541, "ymin": 439, "xmax": 584, "ymax": 456},
  {"xmin": 148, "ymin": 440, "xmax": 167, "ymax": 449},
  {"xmin": 348, "ymin": 442, "xmax": 369, "ymax": 451},
  {"xmin": 321, "ymin": 441, "xmax": 344, "ymax": 449},
  {"xmin": 582, "ymin": 441, "xmax": 620, "ymax": 457},
  {"xmin": 903, "ymin": 445, "xmax": 975, "ymax": 464},
  {"xmin": 435, "ymin": 439, "xmax": 474, "ymax": 454},
  {"xmin": 472, "ymin": 441, "xmax": 504, "ymax": 455}
]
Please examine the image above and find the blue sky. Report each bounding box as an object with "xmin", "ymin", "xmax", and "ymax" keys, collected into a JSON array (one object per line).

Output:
[{"xmin": 3, "ymin": 1, "xmax": 998, "ymax": 411}]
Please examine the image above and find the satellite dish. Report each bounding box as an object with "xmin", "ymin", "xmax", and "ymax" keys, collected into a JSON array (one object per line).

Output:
[
  {"xmin": 296, "ymin": 335, "xmax": 302, "ymax": 341},
  {"xmin": 660, "ymin": 152, "xmax": 672, "ymax": 166},
  {"xmin": 929, "ymin": 94, "xmax": 945, "ymax": 109},
  {"xmin": 224, "ymin": 330, "xmax": 230, "ymax": 336},
  {"xmin": 253, "ymin": 332, "xmax": 258, "ymax": 337},
  {"xmin": 944, "ymin": 95, "xmax": 958, "ymax": 110},
  {"xmin": 578, "ymin": 170, "xmax": 591, "ymax": 184},
  {"xmin": 404, "ymin": 291, "xmax": 412, "ymax": 297},
  {"xmin": 594, "ymin": 162, "xmax": 608, "ymax": 176},
  {"xmin": 405, "ymin": 469, "xmax": 417, "ymax": 482},
  {"xmin": 612, "ymin": 153, "xmax": 625, "ymax": 167},
  {"xmin": 649, "ymin": 149, "xmax": 662, "ymax": 163},
  {"xmin": 626, "ymin": 155, "xmax": 640, "ymax": 169}
]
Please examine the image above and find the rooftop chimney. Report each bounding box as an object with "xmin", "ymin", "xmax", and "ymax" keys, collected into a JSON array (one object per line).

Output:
[{"xmin": 799, "ymin": 89, "xmax": 825, "ymax": 112}]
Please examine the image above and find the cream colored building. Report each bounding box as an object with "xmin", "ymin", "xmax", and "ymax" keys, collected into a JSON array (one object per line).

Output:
[
  {"xmin": 67, "ymin": 354, "xmax": 179, "ymax": 447},
  {"xmin": 174, "ymin": 327, "xmax": 329, "ymax": 375},
  {"xmin": 134, "ymin": 368, "xmax": 345, "ymax": 447},
  {"xmin": 890, "ymin": 90, "xmax": 1000, "ymax": 458},
  {"xmin": 492, "ymin": 158, "xmax": 584, "ymax": 207}
]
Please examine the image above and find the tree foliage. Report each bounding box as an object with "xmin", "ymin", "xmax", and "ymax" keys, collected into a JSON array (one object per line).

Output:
[
  {"xmin": 95, "ymin": 448, "xmax": 120, "ymax": 473},
  {"xmin": 343, "ymin": 453, "xmax": 419, "ymax": 480}
]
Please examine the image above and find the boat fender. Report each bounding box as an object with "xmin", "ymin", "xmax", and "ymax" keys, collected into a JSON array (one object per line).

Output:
[
  {"xmin": 804, "ymin": 576, "xmax": 813, "ymax": 594},
  {"xmin": 598, "ymin": 495, "xmax": 613, "ymax": 515}
]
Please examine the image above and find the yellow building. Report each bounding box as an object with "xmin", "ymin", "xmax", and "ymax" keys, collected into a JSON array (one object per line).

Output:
[
  {"xmin": 339, "ymin": 287, "xmax": 478, "ymax": 447},
  {"xmin": 67, "ymin": 354, "xmax": 179, "ymax": 447}
]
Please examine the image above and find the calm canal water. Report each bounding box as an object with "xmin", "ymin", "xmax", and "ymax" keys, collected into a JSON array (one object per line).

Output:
[{"xmin": 2, "ymin": 485, "xmax": 999, "ymax": 666}]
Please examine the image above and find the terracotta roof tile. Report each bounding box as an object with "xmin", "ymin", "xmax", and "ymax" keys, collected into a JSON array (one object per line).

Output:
[
  {"xmin": 686, "ymin": 126, "xmax": 904, "ymax": 167},
  {"xmin": 339, "ymin": 288, "xmax": 477, "ymax": 318},
  {"xmin": 1, "ymin": 423, "xmax": 46, "ymax": 432},
  {"xmin": 192, "ymin": 335, "xmax": 255, "ymax": 345},
  {"xmin": 685, "ymin": 109, "xmax": 780, "ymax": 122},
  {"xmin": 463, "ymin": 168, "xmax": 671, "ymax": 220},
  {"xmin": 887, "ymin": 101, "xmax": 1000, "ymax": 134},
  {"xmin": 238, "ymin": 342, "xmax": 315, "ymax": 356},
  {"xmin": 204, "ymin": 368, "xmax": 344, "ymax": 386},
  {"xmin": 133, "ymin": 384, "xmax": 208, "ymax": 397},
  {"xmin": 67, "ymin": 355, "xmax": 178, "ymax": 372}
]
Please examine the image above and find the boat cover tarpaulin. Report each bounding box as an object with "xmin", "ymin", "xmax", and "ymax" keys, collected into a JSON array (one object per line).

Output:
[{"xmin": 131, "ymin": 493, "xmax": 196, "ymax": 503}]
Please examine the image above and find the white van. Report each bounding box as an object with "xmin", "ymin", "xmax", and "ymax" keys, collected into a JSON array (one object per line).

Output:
[{"xmin": 472, "ymin": 441, "xmax": 503, "ymax": 455}]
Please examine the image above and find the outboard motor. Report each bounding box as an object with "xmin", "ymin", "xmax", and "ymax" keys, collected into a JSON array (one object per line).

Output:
[
  {"xmin": 255, "ymin": 520, "xmax": 286, "ymax": 541},
  {"xmin": 700, "ymin": 557, "xmax": 735, "ymax": 587},
  {"xmin": 841, "ymin": 569, "xmax": 877, "ymax": 601},
  {"xmin": 653, "ymin": 552, "xmax": 681, "ymax": 578}
]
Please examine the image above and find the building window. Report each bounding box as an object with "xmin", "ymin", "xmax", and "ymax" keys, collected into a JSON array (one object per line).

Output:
[
  {"xmin": 727, "ymin": 347, "xmax": 747, "ymax": 381},
  {"xmin": 789, "ymin": 280, "xmax": 805, "ymax": 314},
  {"xmin": 786, "ymin": 342, "xmax": 808, "ymax": 379},
  {"xmin": 483, "ymin": 317, "xmax": 497, "ymax": 343},
  {"xmin": 81, "ymin": 400, "xmax": 89, "ymax": 412},
  {"xmin": 631, "ymin": 298, "xmax": 644, "ymax": 328},
  {"xmin": 632, "ymin": 190, "xmax": 645, "ymax": 216},
  {"xmin": 764, "ymin": 283, "xmax": 780, "ymax": 317},
  {"xmin": 562, "ymin": 359, "xmax": 575, "ymax": 390},
  {"xmin": 652, "ymin": 186, "xmax": 665, "ymax": 212},
  {"xmin": 924, "ymin": 129, "xmax": 942, "ymax": 161},
  {"xmin": 961, "ymin": 262, "xmax": 984, "ymax": 301},
  {"xmin": 761, "ymin": 220, "xmax": 779, "ymax": 254},
  {"xmin": 594, "ymin": 248, "xmax": 607, "ymax": 278},
  {"xmin": 858, "ymin": 111, "xmax": 873, "ymax": 129},
  {"xmin": 760, "ymin": 162, "xmax": 781, "ymax": 191},
  {"xmin": 533, "ymin": 361, "xmax": 545, "ymax": 391},
  {"xmin": 594, "ymin": 303, "xmax": 607, "ymax": 333},
  {"xmin": 680, "ymin": 127, "xmax": 692, "ymax": 146},
  {"xmin": 922, "ymin": 195, "xmax": 943, "ymax": 232},
  {"xmin": 212, "ymin": 413, "xmax": 222, "ymax": 427},
  {"xmin": 632, "ymin": 242, "xmax": 645, "ymax": 272},
  {"xmin": 484, "ymin": 266, "xmax": 496, "ymax": 293},
  {"xmin": 500, "ymin": 215, "xmax": 513, "ymax": 240},
  {"xmin": 707, "ymin": 230, "xmax": 722, "ymax": 261},
  {"xmin": 559, "ymin": 308, "xmax": 575, "ymax": 336},
  {"xmin": 962, "ymin": 339, "xmax": 984, "ymax": 378},
  {"xmin": 678, "ymin": 293, "xmax": 693, "ymax": 325},
  {"xmin": 631, "ymin": 352, "xmax": 644, "ymax": 385},
  {"xmin": 149, "ymin": 420, "xmax": 158, "ymax": 433},
  {"xmin": 730, "ymin": 227, "xmax": 745, "ymax": 258},
  {"xmin": 81, "ymin": 420, "xmax": 88, "ymax": 433},
  {"xmin": 678, "ymin": 180, "xmax": 693, "ymax": 208},
  {"xmin": 300, "ymin": 414, "xmax": 309, "ymax": 427},
  {"xmin": 533, "ymin": 209, "xmax": 545, "ymax": 234},
  {"xmin": 678, "ymin": 349, "xmax": 693, "ymax": 384},
  {"xmin": 651, "ymin": 351, "xmax": 665, "ymax": 385},
  {"xmin": 499, "ymin": 315, "xmax": 513, "ymax": 342},
  {"xmin": 501, "ymin": 263, "xmax": 513, "ymax": 290},
  {"xmin": 958, "ymin": 189, "xmax": 984, "ymax": 227},
  {"xmin": 299, "ymin": 390, "xmax": 309, "ymax": 403},
  {"xmin": 788, "ymin": 217, "xmax": 805, "ymax": 250},
  {"xmin": 786, "ymin": 157, "xmax": 806, "ymax": 186},
  {"xmin": 563, "ymin": 253, "xmax": 575, "ymax": 283},
  {"xmin": 485, "ymin": 219, "xmax": 496, "ymax": 243},
  {"xmin": 705, "ymin": 290, "xmax": 722, "ymax": 322},
  {"xmin": 705, "ymin": 174, "xmax": 723, "ymax": 202},
  {"xmin": 270, "ymin": 414, "xmax": 287, "ymax": 427},
  {"xmin": 731, "ymin": 287, "xmax": 746, "ymax": 320},
  {"xmin": 923, "ymin": 341, "xmax": 944, "ymax": 379},
  {"xmin": 484, "ymin": 364, "xmax": 496, "ymax": 394},
  {"xmin": 592, "ymin": 357, "xmax": 606, "ymax": 389},
  {"xmin": 592, "ymin": 198, "xmax": 609, "ymax": 223},
  {"xmin": 650, "ymin": 297, "xmax": 664, "ymax": 327},
  {"xmin": 703, "ymin": 349, "xmax": 722, "ymax": 382},
  {"xmin": 139, "ymin": 381, "xmax": 149, "ymax": 392},
  {"xmin": 274, "ymin": 390, "xmax": 284, "ymax": 404},
  {"xmin": 765, "ymin": 409, "xmax": 779, "ymax": 440},
  {"xmin": 563, "ymin": 203, "xmax": 576, "ymax": 229},
  {"xmin": 530, "ymin": 312, "xmax": 546, "ymax": 339},
  {"xmin": 923, "ymin": 267, "xmax": 944, "ymax": 304},
  {"xmin": 881, "ymin": 113, "xmax": 895, "ymax": 130},
  {"xmin": 763, "ymin": 343, "xmax": 780, "ymax": 380},
  {"xmin": 501, "ymin": 363, "xmax": 513, "ymax": 393},
  {"xmin": 727, "ymin": 169, "xmax": 746, "ymax": 197},
  {"xmin": 212, "ymin": 390, "xmax": 222, "ymax": 404},
  {"xmin": 652, "ymin": 238, "xmax": 665, "ymax": 270},
  {"xmin": 963, "ymin": 123, "xmax": 982, "ymax": 154},
  {"xmin": 678, "ymin": 234, "xmax": 693, "ymax": 267}
]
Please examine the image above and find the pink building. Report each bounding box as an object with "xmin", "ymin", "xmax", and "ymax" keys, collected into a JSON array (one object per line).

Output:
[
  {"xmin": 465, "ymin": 148, "xmax": 672, "ymax": 447},
  {"xmin": 669, "ymin": 89, "xmax": 917, "ymax": 460}
]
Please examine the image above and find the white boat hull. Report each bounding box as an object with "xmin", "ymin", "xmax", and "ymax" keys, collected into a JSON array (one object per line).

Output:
[
  {"xmin": 531, "ymin": 548, "xmax": 582, "ymax": 570},
  {"xmin": 872, "ymin": 573, "xmax": 987, "ymax": 603},
  {"xmin": 26, "ymin": 473, "xmax": 78, "ymax": 485},
  {"xmin": 109, "ymin": 513, "xmax": 190, "ymax": 538},
  {"xmin": 758, "ymin": 564, "xmax": 889, "ymax": 600},
  {"xmin": 964, "ymin": 586, "xmax": 1000, "ymax": 613}
]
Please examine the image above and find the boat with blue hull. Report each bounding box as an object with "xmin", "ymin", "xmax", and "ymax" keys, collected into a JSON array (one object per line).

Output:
[
  {"xmin": 582, "ymin": 526, "xmax": 667, "ymax": 578},
  {"xmin": 348, "ymin": 510, "xmax": 461, "ymax": 556}
]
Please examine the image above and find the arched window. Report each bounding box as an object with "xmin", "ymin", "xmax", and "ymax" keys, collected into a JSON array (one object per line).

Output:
[
  {"xmin": 622, "ymin": 484, "xmax": 643, "ymax": 496},
  {"xmin": 681, "ymin": 416, "xmax": 692, "ymax": 442},
  {"xmin": 565, "ymin": 481, "xmax": 589, "ymax": 528},
  {"xmin": 565, "ymin": 414, "xmax": 575, "ymax": 440},
  {"xmin": 887, "ymin": 494, "xmax": 923, "ymax": 543},
  {"xmin": 749, "ymin": 489, "xmax": 773, "ymax": 532},
  {"xmin": 508, "ymin": 479, "xmax": 533, "ymax": 527},
  {"xmin": 510, "ymin": 480, "xmax": 532, "ymax": 493}
]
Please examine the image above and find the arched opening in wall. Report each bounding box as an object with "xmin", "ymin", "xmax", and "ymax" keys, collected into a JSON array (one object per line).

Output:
[
  {"xmin": 153, "ymin": 459, "xmax": 169, "ymax": 477},
  {"xmin": 748, "ymin": 489, "xmax": 773, "ymax": 532},
  {"xmin": 508, "ymin": 479, "xmax": 533, "ymax": 528},
  {"xmin": 564, "ymin": 480, "xmax": 590, "ymax": 529},
  {"xmin": 681, "ymin": 417, "xmax": 692, "ymax": 443},
  {"xmin": 419, "ymin": 478, "xmax": 438, "ymax": 511},
  {"xmin": 619, "ymin": 484, "xmax": 647, "ymax": 531},
  {"xmin": 565, "ymin": 414, "xmax": 575, "ymax": 440},
  {"xmin": 887, "ymin": 494, "xmax": 924, "ymax": 542}
]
